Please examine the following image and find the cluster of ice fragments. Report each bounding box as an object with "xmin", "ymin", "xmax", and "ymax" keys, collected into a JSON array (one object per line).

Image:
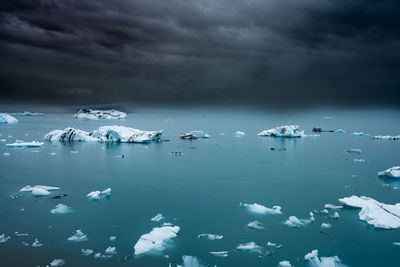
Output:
[
  {"xmin": 134, "ymin": 224, "xmax": 180, "ymax": 255},
  {"xmin": 258, "ymin": 125, "xmax": 304, "ymax": 138},
  {"xmin": 44, "ymin": 126, "xmax": 162, "ymax": 143},
  {"xmin": 51, "ymin": 204, "xmax": 72, "ymax": 214},
  {"xmin": 0, "ymin": 113, "xmax": 18, "ymax": 123},
  {"xmin": 339, "ymin": 196, "xmax": 400, "ymax": 229},
  {"xmin": 74, "ymin": 108, "xmax": 127, "ymax": 120}
]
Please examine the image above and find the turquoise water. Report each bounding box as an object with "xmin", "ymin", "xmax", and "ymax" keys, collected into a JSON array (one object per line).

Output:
[{"xmin": 0, "ymin": 109, "xmax": 399, "ymax": 266}]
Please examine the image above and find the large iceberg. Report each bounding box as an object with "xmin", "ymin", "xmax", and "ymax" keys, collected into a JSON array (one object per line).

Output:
[
  {"xmin": 134, "ymin": 224, "xmax": 180, "ymax": 255},
  {"xmin": 44, "ymin": 126, "xmax": 162, "ymax": 143},
  {"xmin": 0, "ymin": 113, "xmax": 18, "ymax": 123},
  {"xmin": 240, "ymin": 202, "xmax": 282, "ymax": 215},
  {"xmin": 304, "ymin": 249, "xmax": 346, "ymax": 267},
  {"xmin": 11, "ymin": 111, "xmax": 44, "ymax": 116},
  {"xmin": 74, "ymin": 108, "xmax": 127, "ymax": 120},
  {"xmin": 258, "ymin": 125, "xmax": 304, "ymax": 138},
  {"xmin": 6, "ymin": 141, "xmax": 44, "ymax": 147},
  {"xmin": 378, "ymin": 166, "xmax": 400, "ymax": 179},
  {"xmin": 339, "ymin": 196, "xmax": 400, "ymax": 229}
]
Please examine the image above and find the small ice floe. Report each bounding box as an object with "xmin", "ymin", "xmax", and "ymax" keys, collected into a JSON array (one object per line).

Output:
[
  {"xmin": 20, "ymin": 185, "xmax": 60, "ymax": 197},
  {"xmin": 86, "ymin": 188, "xmax": 111, "ymax": 200},
  {"xmin": 324, "ymin": 204, "xmax": 343, "ymax": 210},
  {"xmin": 133, "ymin": 224, "xmax": 180, "ymax": 256},
  {"xmin": 372, "ymin": 135, "xmax": 399, "ymax": 140},
  {"xmin": 234, "ymin": 131, "xmax": 245, "ymax": 137},
  {"xmin": 304, "ymin": 249, "xmax": 346, "ymax": 267},
  {"xmin": 312, "ymin": 127, "xmax": 334, "ymax": 133},
  {"xmin": 51, "ymin": 204, "xmax": 72, "ymax": 214},
  {"xmin": 331, "ymin": 212, "xmax": 340, "ymax": 219},
  {"xmin": 197, "ymin": 234, "xmax": 223, "ymax": 240},
  {"xmin": 240, "ymin": 203, "xmax": 282, "ymax": 215},
  {"xmin": 67, "ymin": 230, "xmax": 88, "ymax": 242},
  {"xmin": 236, "ymin": 242, "xmax": 261, "ymax": 253},
  {"xmin": 3, "ymin": 152, "xmax": 10, "ymax": 156},
  {"xmin": 81, "ymin": 248, "xmax": 94, "ymax": 256},
  {"xmin": 352, "ymin": 132, "xmax": 364, "ymax": 136},
  {"xmin": 320, "ymin": 209, "xmax": 329, "ymax": 214},
  {"xmin": 336, "ymin": 129, "xmax": 346, "ymax": 133},
  {"xmin": 258, "ymin": 125, "xmax": 304, "ymax": 138},
  {"xmin": 278, "ymin": 260, "xmax": 293, "ymax": 267},
  {"xmin": 32, "ymin": 239, "xmax": 43, "ymax": 247},
  {"xmin": 92, "ymin": 126, "xmax": 162, "ymax": 143},
  {"xmin": 339, "ymin": 196, "xmax": 400, "ymax": 229},
  {"xmin": 345, "ymin": 148, "xmax": 362, "ymax": 154},
  {"xmin": 0, "ymin": 234, "xmax": 10, "ymax": 243},
  {"xmin": 11, "ymin": 111, "xmax": 44, "ymax": 116},
  {"xmin": 247, "ymin": 220, "xmax": 264, "ymax": 230},
  {"xmin": 321, "ymin": 223, "xmax": 332, "ymax": 229},
  {"xmin": 353, "ymin": 159, "xmax": 366, "ymax": 163},
  {"xmin": 392, "ymin": 242, "xmax": 400, "ymax": 246},
  {"xmin": 70, "ymin": 150, "xmax": 79, "ymax": 154},
  {"xmin": 74, "ymin": 108, "xmax": 127, "ymax": 120},
  {"xmin": 180, "ymin": 130, "xmax": 210, "ymax": 139},
  {"xmin": 110, "ymin": 236, "xmax": 116, "ymax": 241},
  {"xmin": 49, "ymin": 259, "xmax": 65, "ymax": 266},
  {"xmin": 105, "ymin": 246, "xmax": 117, "ymax": 255},
  {"xmin": 178, "ymin": 255, "xmax": 203, "ymax": 267},
  {"xmin": 6, "ymin": 141, "xmax": 44, "ymax": 147},
  {"xmin": 0, "ymin": 113, "xmax": 18, "ymax": 123},
  {"xmin": 209, "ymin": 251, "xmax": 228, "ymax": 257},
  {"xmin": 15, "ymin": 232, "xmax": 29, "ymax": 237},
  {"xmin": 151, "ymin": 213, "xmax": 164, "ymax": 222},
  {"xmin": 378, "ymin": 166, "xmax": 400, "ymax": 179},
  {"xmin": 284, "ymin": 212, "xmax": 315, "ymax": 227}
]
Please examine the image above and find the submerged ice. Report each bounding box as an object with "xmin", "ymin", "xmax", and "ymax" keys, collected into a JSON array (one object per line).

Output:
[{"xmin": 258, "ymin": 125, "xmax": 304, "ymax": 138}]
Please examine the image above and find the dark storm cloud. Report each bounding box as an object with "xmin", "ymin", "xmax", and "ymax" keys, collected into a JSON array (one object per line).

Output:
[{"xmin": 0, "ymin": 0, "xmax": 399, "ymax": 107}]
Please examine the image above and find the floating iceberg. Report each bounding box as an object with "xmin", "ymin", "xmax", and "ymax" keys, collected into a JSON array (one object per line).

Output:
[
  {"xmin": 278, "ymin": 261, "xmax": 293, "ymax": 267},
  {"xmin": 197, "ymin": 233, "xmax": 223, "ymax": 240},
  {"xmin": 304, "ymin": 249, "xmax": 346, "ymax": 267},
  {"xmin": 0, "ymin": 113, "xmax": 18, "ymax": 123},
  {"xmin": 51, "ymin": 204, "xmax": 72, "ymax": 214},
  {"xmin": 134, "ymin": 224, "xmax": 180, "ymax": 255},
  {"xmin": 11, "ymin": 111, "xmax": 44, "ymax": 116},
  {"xmin": 240, "ymin": 203, "xmax": 282, "ymax": 215},
  {"xmin": 352, "ymin": 132, "xmax": 364, "ymax": 136},
  {"xmin": 336, "ymin": 129, "xmax": 346, "ymax": 133},
  {"xmin": 6, "ymin": 141, "xmax": 44, "ymax": 147},
  {"xmin": 0, "ymin": 234, "xmax": 10, "ymax": 244},
  {"xmin": 67, "ymin": 230, "xmax": 88, "ymax": 242},
  {"xmin": 105, "ymin": 246, "xmax": 117, "ymax": 255},
  {"xmin": 86, "ymin": 188, "xmax": 111, "ymax": 200},
  {"xmin": 258, "ymin": 125, "xmax": 304, "ymax": 138},
  {"xmin": 339, "ymin": 196, "xmax": 400, "ymax": 229},
  {"xmin": 345, "ymin": 148, "xmax": 362, "ymax": 154},
  {"xmin": 180, "ymin": 130, "xmax": 210, "ymax": 139},
  {"xmin": 236, "ymin": 242, "xmax": 261, "ymax": 253},
  {"xmin": 284, "ymin": 212, "xmax": 315, "ymax": 227},
  {"xmin": 44, "ymin": 128, "xmax": 97, "ymax": 142},
  {"xmin": 49, "ymin": 259, "xmax": 65, "ymax": 266},
  {"xmin": 378, "ymin": 166, "xmax": 400, "ymax": 179},
  {"xmin": 81, "ymin": 249, "xmax": 94, "ymax": 256},
  {"xmin": 32, "ymin": 239, "xmax": 43, "ymax": 247},
  {"xmin": 20, "ymin": 185, "xmax": 59, "ymax": 197},
  {"xmin": 74, "ymin": 108, "xmax": 127, "ymax": 120},
  {"xmin": 151, "ymin": 213, "xmax": 164, "ymax": 222},
  {"xmin": 324, "ymin": 204, "xmax": 343, "ymax": 210},
  {"xmin": 321, "ymin": 223, "xmax": 331, "ymax": 229},
  {"xmin": 247, "ymin": 220, "xmax": 264, "ymax": 230},
  {"xmin": 234, "ymin": 131, "xmax": 245, "ymax": 137},
  {"xmin": 209, "ymin": 251, "xmax": 228, "ymax": 257},
  {"xmin": 372, "ymin": 135, "xmax": 399, "ymax": 140}
]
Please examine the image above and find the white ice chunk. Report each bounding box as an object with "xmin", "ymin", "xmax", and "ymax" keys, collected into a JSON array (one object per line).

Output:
[
  {"xmin": 378, "ymin": 166, "xmax": 400, "ymax": 179},
  {"xmin": 134, "ymin": 224, "xmax": 180, "ymax": 255},
  {"xmin": 50, "ymin": 259, "xmax": 65, "ymax": 266},
  {"xmin": 0, "ymin": 113, "xmax": 18, "ymax": 123},
  {"xmin": 178, "ymin": 255, "xmax": 203, "ymax": 267},
  {"xmin": 74, "ymin": 108, "xmax": 127, "ymax": 120},
  {"xmin": 321, "ymin": 223, "xmax": 332, "ymax": 229},
  {"xmin": 258, "ymin": 125, "xmax": 304, "ymax": 138},
  {"xmin": 86, "ymin": 188, "xmax": 111, "ymax": 200},
  {"xmin": 11, "ymin": 111, "xmax": 44, "ymax": 116},
  {"xmin": 0, "ymin": 234, "xmax": 10, "ymax": 243},
  {"xmin": 51, "ymin": 204, "xmax": 72, "ymax": 214},
  {"xmin": 247, "ymin": 220, "xmax": 264, "ymax": 230},
  {"xmin": 324, "ymin": 204, "xmax": 343, "ymax": 210},
  {"xmin": 6, "ymin": 141, "xmax": 43, "ymax": 147},
  {"xmin": 284, "ymin": 212, "xmax": 315, "ymax": 227},
  {"xmin": 20, "ymin": 185, "xmax": 60, "ymax": 192},
  {"xmin": 234, "ymin": 131, "xmax": 245, "ymax": 137},
  {"xmin": 32, "ymin": 239, "xmax": 43, "ymax": 247},
  {"xmin": 81, "ymin": 249, "xmax": 94, "ymax": 256},
  {"xmin": 67, "ymin": 230, "xmax": 88, "ymax": 242},
  {"xmin": 44, "ymin": 128, "xmax": 97, "ymax": 142},
  {"xmin": 240, "ymin": 203, "xmax": 282, "ymax": 215},
  {"xmin": 32, "ymin": 188, "xmax": 51, "ymax": 196},
  {"xmin": 236, "ymin": 242, "xmax": 261, "ymax": 253},
  {"xmin": 339, "ymin": 195, "xmax": 400, "ymax": 229},
  {"xmin": 209, "ymin": 251, "xmax": 228, "ymax": 257},
  {"xmin": 151, "ymin": 213, "xmax": 164, "ymax": 222},
  {"xmin": 105, "ymin": 246, "xmax": 117, "ymax": 255},
  {"xmin": 278, "ymin": 261, "xmax": 293, "ymax": 267},
  {"xmin": 352, "ymin": 132, "xmax": 364, "ymax": 136},
  {"xmin": 336, "ymin": 129, "xmax": 346, "ymax": 133},
  {"xmin": 110, "ymin": 236, "xmax": 116, "ymax": 241},
  {"xmin": 345, "ymin": 148, "xmax": 362, "ymax": 154},
  {"xmin": 197, "ymin": 233, "xmax": 223, "ymax": 240},
  {"xmin": 91, "ymin": 126, "xmax": 162, "ymax": 143},
  {"xmin": 304, "ymin": 249, "xmax": 346, "ymax": 267}
]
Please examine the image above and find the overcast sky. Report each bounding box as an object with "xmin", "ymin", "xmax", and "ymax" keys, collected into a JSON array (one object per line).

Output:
[{"xmin": 0, "ymin": 0, "xmax": 399, "ymax": 108}]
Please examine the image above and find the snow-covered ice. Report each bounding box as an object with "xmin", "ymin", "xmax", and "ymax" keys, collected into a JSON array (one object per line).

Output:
[
  {"xmin": 74, "ymin": 108, "xmax": 127, "ymax": 120},
  {"xmin": 258, "ymin": 125, "xmax": 304, "ymax": 138},
  {"xmin": 6, "ymin": 141, "xmax": 44, "ymax": 147},
  {"xmin": 0, "ymin": 234, "xmax": 10, "ymax": 244},
  {"xmin": 339, "ymin": 196, "xmax": 400, "ymax": 229},
  {"xmin": 105, "ymin": 246, "xmax": 117, "ymax": 255},
  {"xmin": 86, "ymin": 188, "xmax": 111, "ymax": 200},
  {"xmin": 236, "ymin": 242, "xmax": 261, "ymax": 253},
  {"xmin": 378, "ymin": 166, "xmax": 400, "ymax": 179},
  {"xmin": 304, "ymin": 249, "xmax": 346, "ymax": 267},
  {"xmin": 109, "ymin": 236, "xmax": 116, "ymax": 241},
  {"xmin": 197, "ymin": 233, "xmax": 223, "ymax": 240},
  {"xmin": 151, "ymin": 213, "xmax": 164, "ymax": 222},
  {"xmin": 278, "ymin": 261, "xmax": 293, "ymax": 267},
  {"xmin": 240, "ymin": 203, "xmax": 282, "ymax": 215},
  {"xmin": 91, "ymin": 126, "xmax": 162, "ymax": 143},
  {"xmin": 67, "ymin": 230, "xmax": 88, "ymax": 242},
  {"xmin": 51, "ymin": 204, "xmax": 72, "ymax": 214},
  {"xmin": 284, "ymin": 212, "xmax": 315, "ymax": 227},
  {"xmin": 20, "ymin": 185, "xmax": 60, "ymax": 192},
  {"xmin": 247, "ymin": 220, "xmax": 264, "ymax": 230},
  {"xmin": 133, "ymin": 224, "xmax": 180, "ymax": 255},
  {"xmin": 234, "ymin": 131, "xmax": 245, "ymax": 137},
  {"xmin": 50, "ymin": 259, "xmax": 65, "ymax": 266},
  {"xmin": 0, "ymin": 113, "xmax": 18, "ymax": 123}
]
